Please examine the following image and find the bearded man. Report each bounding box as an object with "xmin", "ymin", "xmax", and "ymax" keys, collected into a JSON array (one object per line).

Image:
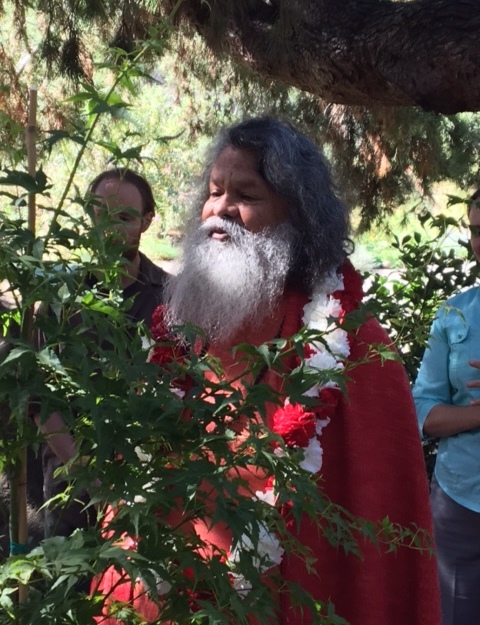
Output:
[{"xmin": 97, "ymin": 118, "xmax": 440, "ymax": 624}]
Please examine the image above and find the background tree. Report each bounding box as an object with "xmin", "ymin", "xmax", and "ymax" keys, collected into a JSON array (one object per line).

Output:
[{"xmin": 1, "ymin": 0, "xmax": 480, "ymax": 226}]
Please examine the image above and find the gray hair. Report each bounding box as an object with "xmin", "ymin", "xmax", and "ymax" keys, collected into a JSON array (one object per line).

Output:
[{"xmin": 195, "ymin": 117, "xmax": 352, "ymax": 292}]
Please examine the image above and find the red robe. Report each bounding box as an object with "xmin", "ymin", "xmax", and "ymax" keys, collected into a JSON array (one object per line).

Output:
[
  {"xmin": 94, "ymin": 286, "xmax": 440, "ymax": 625},
  {"xmin": 267, "ymin": 290, "xmax": 440, "ymax": 625}
]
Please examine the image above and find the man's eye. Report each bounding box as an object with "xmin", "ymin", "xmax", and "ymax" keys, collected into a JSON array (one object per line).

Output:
[
  {"xmin": 469, "ymin": 225, "xmax": 480, "ymax": 237},
  {"xmin": 210, "ymin": 190, "xmax": 222, "ymax": 197}
]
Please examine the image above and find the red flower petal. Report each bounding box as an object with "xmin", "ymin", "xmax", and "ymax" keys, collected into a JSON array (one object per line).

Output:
[
  {"xmin": 150, "ymin": 305, "xmax": 169, "ymax": 341},
  {"xmin": 149, "ymin": 345, "xmax": 175, "ymax": 366},
  {"xmin": 272, "ymin": 403, "xmax": 316, "ymax": 447},
  {"xmin": 316, "ymin": 387, "xmax": 341, "ymax": 419},
  {"xmin": 304, "ymin": 344, "xmax": 317, "ymax": 359}
]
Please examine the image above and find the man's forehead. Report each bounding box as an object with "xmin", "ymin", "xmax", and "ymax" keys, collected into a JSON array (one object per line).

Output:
[
  {"xmin": 209, "ymin": 168, "xmax": 264, "ymax": 187},
  {"xmin": 209, "ymin": 151, "xmax": 268, "ymax": 188},
  {"xmin": 92, "ymin": 179, "xmax": 143, "ymax": 209}
]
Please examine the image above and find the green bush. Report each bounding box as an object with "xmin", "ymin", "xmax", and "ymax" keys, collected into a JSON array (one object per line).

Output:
[{"xmin": 364, "ymin": 210, "xmax": 477, "ymax": 477}]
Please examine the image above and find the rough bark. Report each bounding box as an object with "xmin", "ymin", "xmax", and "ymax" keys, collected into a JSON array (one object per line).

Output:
[{"xmin": 173, "ymin": 0, "xmax": 480, "ymax": 114}]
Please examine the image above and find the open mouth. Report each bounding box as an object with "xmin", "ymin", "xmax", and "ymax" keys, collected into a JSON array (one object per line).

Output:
[{"xmin": 209, "ymin": 227, "xmax": 230, "ymax": 241}]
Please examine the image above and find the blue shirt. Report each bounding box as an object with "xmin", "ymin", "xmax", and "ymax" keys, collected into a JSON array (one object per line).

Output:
[{"xmin": 413, "ymin": 286, "xmax": 480, "ymax": 512}]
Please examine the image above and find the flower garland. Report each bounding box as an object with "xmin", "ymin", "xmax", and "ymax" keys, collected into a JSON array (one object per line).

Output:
[
  {"xmin": 227, "ymin": 259, "xmax": 363, "ymax": 591},
  {"xmin": 148, "ymin": 259, "xmax": 364, "ymax": 597},
  {"xmin": 272, "ymin": 260, "xmax": 361, "ymax": 472}
]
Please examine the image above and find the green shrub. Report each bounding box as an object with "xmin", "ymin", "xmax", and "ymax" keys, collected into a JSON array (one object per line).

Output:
[{"xmin": 364, "ymin": 210, "xmax": 477, "ymax": 477}]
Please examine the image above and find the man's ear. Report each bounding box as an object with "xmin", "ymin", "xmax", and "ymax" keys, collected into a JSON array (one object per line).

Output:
[{"xmin": 141, "ymin": 211, "xmax": 154, "ymax": 233}]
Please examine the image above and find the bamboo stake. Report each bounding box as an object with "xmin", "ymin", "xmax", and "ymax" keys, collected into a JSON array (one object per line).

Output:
[
  {"xmin": 26, "ymin": 87, "xmax": 37, "ymax": 232},
  {"xmin": 11, "ymin": 86, "xmax": 38, "ymax": 608}
]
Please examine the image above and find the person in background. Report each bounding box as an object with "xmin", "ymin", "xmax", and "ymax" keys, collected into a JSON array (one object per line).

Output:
[
  {"xmin": 96, "ymin": 118, "xmax": 440, "ymax": 625},
  {"xmin": 38, "ymin": 167, "xmax": 169, "ymax": 540},
  {"xmin": 413, "ymin": 188, "xmax": 480, "ymax": 625}
]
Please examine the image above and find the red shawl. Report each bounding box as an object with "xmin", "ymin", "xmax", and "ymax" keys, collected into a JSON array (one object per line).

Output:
[
  {"xmin": 94, "ymin": 269, "xmax": 440, "ymax": 625},
  {"xmin": 267, "ymin": 288, "xmax": 440, "ymax": 625}
]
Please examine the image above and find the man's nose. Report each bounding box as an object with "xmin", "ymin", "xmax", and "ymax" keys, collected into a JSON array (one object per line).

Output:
[{"xmin": 212, "ymin": 194, "xmax": 239, "ymax": 219}]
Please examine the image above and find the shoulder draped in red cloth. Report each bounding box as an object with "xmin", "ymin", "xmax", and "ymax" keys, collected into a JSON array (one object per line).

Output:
[{"xmin": 264, "ymin": 287, "xmax": 441, "ymax": 625}]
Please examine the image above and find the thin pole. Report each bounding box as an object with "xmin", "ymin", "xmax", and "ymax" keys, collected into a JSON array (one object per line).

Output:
[
  {"xmin": 26, "ymin": 87, "xmax": 37, "ymax": 232},
  {"xmin": 12, "ymin": 86, "xmax": 38, "ymax": 607}
]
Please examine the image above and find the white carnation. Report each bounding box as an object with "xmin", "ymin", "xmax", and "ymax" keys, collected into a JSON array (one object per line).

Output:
[
  {"xmin": 304, "ymin": 296, "xmax": 343, "ymax": 333},
  {"xmin": 229, "ymin": 523, "xmax": 285, "ymax": 572},
  {"xmin": 307, "ymin": 347, "xmax": 343, "ymax": 371},
  {"xmin": 156, "ymin": 577, "xmax": 172, "ymax": 595},
  {"xmin": 321, "ymin": 271, "xmax": 344, "ymax": 294},
  {"xmin": 255, "ymin": 489, "xmax": 276, "ymax": 506},
  {"xmin": 230, "ymin": 573, "xmax": 253, "ymax": 597},
  {"xmin": 299, "ymin": 437, "xmax": 324, "ymax": 473},
  {"xmin": 302, "ymin": 293, "xmax": 329, "ymax": 326},
  {"xmin": 325, "ymin": 327, "xmax": 350, "ymax": 358}
]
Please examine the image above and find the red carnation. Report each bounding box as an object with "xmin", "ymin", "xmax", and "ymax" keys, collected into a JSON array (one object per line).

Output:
[
  {"xmin": 150, "ymin": 304, "xmax": 169, "ymax": 341},
  {"xmin": 272, "ymin": 402, "xmax": 316, "ymax": 447},
  {"xmin": 316, "ymin": 387, "xmax": 341, "ymax": 419},
  {"xmin": 149, "ymin": 345, "xmax": 176, "ymax": 367},
  {"xmin": 334, "ymin": 258, "xmax": 364, "ymax": 313}
]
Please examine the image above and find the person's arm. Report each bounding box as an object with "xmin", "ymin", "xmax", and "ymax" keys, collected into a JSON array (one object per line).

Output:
[
  {"xmin": 413, "ymin": 309, "xmax": 456, "ymax": 439},
  {"xmin": 34, "ymin": 411, "xmax": 77, "ymax": 466},
  {"xmin": 413, "ymin": 306, "xmax": 480, "ymax": 439},
  {"xmin": 423, "ymin": 400, "xmax": 480, "ymax": 438},
  {"xmin": 424, "ymin": 358, "xmax": 480, "ymax": 437}
]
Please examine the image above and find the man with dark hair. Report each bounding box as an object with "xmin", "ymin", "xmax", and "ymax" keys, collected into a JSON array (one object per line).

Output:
[
  {"xmin": 88, "ymin": 167, "xmax": 166, "ymax": 300},
  {"xmin": 98, "ymin": 119, "xmax": 440, "ymax": 624},
  {"xmin": 39, "ymin": 167, "xmax": 169, "ymax": 539}
]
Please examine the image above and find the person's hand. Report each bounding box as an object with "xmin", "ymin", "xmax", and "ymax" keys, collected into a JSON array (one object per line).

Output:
[{"xmin": 467, "ymin": 360, "xmax": 480, "ymax": 405}]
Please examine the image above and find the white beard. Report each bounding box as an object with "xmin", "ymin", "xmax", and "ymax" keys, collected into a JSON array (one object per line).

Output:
[{"xmin": 165, "ymin": 216, "xmax": 296, "ymax": 345}]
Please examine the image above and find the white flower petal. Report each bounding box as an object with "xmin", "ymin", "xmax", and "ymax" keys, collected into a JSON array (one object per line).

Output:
[
  {"xmin": 307, "ymin": 349, "xmax": 342, "ymax": 371},
  {"xmin": 316, "ymin": 417, "xmax": 331, "ymax": 435},
  {"xmin": 303, "ymin": 385, "xmax": 321, "ymax": 397},
  {"xmin": 299, "ymin": 437, "xmax": 324, "ymax": 473},
  {"xmin": 229, "ymin": 523, "xmax": 285, "ymax": 572},
  {"xmin": 231, "ymin": 573, "xmax": 252, "ymax": 597},
  {"xmin": 326, "ymin": 328, "xmax": 350, "ymax": 357},
  {"xmin": 156, "ymin": 578, "xmax": 172, "ymax": 595},
  {"xmin": 170, "ymin": 387, "xmax": 185, "ymax": 399},
  {"xmin": 255, "ymin": 489, "xmax": 276, "ymax": 506},
  {"xmin": 142, "ymin": 335, "xmax": 155, "ymax": 350}
]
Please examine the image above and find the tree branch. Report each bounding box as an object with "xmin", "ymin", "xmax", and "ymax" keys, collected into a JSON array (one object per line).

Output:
[{"xmin": 174, "ymin": 0, "xmax": 480, "ymax": 113}]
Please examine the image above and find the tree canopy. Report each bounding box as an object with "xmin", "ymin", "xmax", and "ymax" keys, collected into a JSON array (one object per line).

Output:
[
  {"xmin": 2, "ymin": 0, "xmax": 480, "ymax": 227},
  {"xmin": 11, "ymin": 0, "xmax": 480, "ymax": 114}
]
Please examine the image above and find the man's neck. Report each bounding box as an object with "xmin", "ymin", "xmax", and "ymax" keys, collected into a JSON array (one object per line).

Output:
[{"xmin": 121, "ymin": 252, "xmax": 142, "ymax": 289}]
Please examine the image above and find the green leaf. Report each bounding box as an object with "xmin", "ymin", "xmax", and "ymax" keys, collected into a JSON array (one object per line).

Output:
[
  {"xmin": 37, "ymin": 348, "xmax": 72, "ymax": 380},
  {"xmin": 0, "ymin": 346, "xmax": 31, "ymax": 367}
]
